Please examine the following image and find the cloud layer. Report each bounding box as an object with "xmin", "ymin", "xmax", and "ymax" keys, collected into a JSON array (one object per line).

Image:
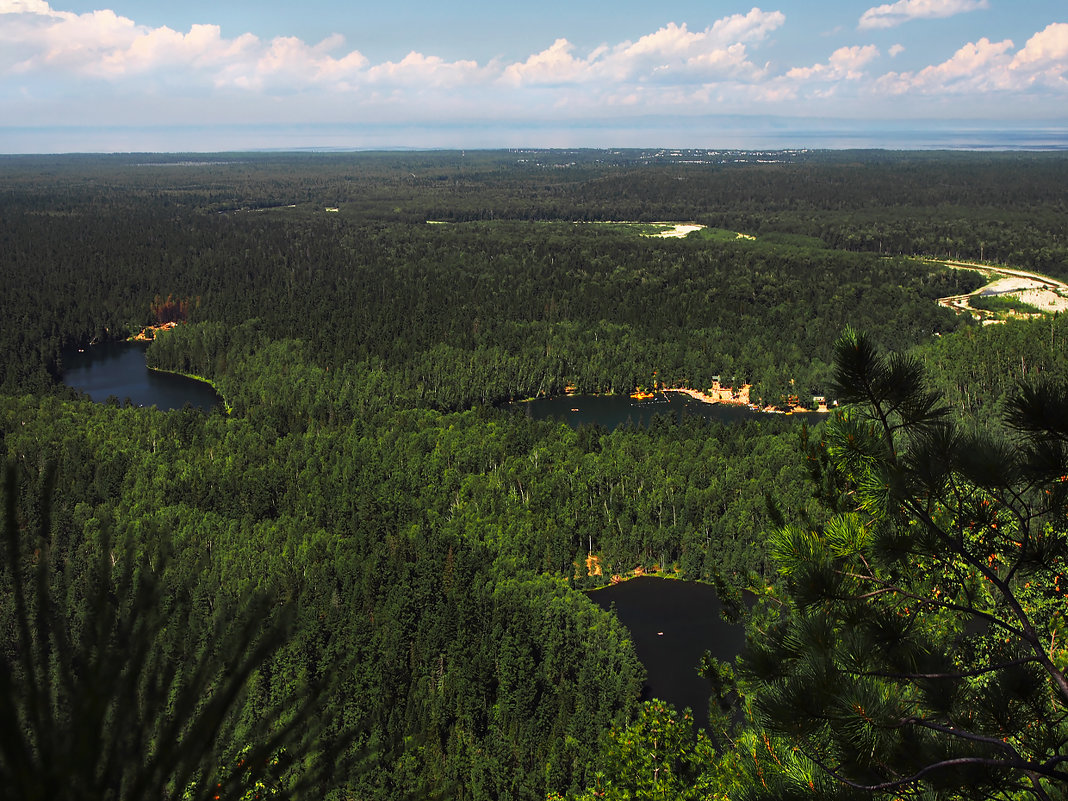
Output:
[{"xmin": 0, "ymin": 0, "xmax": 1065, "ymax": 127}]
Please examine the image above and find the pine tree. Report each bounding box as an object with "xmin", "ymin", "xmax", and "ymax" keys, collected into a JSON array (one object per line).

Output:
[
  {"xmin": 0, "ymin": 463, "xmax": 348, "ymax": 801},
  {"xmin": 742, "ymin": 330, "xmax": 1068, "ymax": 800}
]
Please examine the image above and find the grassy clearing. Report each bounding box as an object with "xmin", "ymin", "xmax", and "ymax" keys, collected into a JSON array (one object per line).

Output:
[
  {"xmin": 586, "ymin": 222, "xmax": 698, "ymax": 236},
  {"xmin": 690, "ymin": 227, "xmax": 756, "ymax": 243},
  {"xmin": 969, "ymin": 294, "xmax": 1044, "ymax": 315}
]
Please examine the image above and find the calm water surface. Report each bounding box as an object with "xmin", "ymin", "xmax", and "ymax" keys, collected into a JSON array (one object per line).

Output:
[
  {"xmin": 514, "ymin": 393, "xmax": 822, "ymax": 430},
  {"xmin": 587, "ymin": 576, "xmax": 744, "ymax": 732},
  {"xmin": 62, "ymin": 341, "xmax": 222, "ymax": 411}
]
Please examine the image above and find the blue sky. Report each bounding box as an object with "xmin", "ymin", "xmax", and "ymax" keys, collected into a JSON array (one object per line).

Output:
[{"xmin": 1, "ymin": 0, "xmax": 1066, "ymax": 152}]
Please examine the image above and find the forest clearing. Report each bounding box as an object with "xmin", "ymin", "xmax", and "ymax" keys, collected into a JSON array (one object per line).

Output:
[
  {"xmin": 935, "ymin": 259, "xmax": 1068, "ymax": 321},
  {"xmin": 645, "ymin": 223, "xmax": 705, "ymax": 238}
]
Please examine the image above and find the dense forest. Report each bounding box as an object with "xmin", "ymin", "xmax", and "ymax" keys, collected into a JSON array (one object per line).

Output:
[{"xmin": 1, "ymin": 149, "xmax": 1066, "ymax": 800}]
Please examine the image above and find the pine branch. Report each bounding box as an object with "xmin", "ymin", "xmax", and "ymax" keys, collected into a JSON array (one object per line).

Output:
[
  {"xmin": 850, "ymin": 656, "xmax": 1040, "ymax": 682},
  {"xmin": 838, "ymin": 565, "xmax": 1027, "ymax": 641},
  {"xmin": 806, "ymin": 749, "xmax": 1068, "ymax": 795},
  {"xmin": 897, "ymin": 493, "xmax": 1068, "ymax": 705},
  {"xmin": 901, "ymin": 717, "xmax": 1024, "ymax": 756}
]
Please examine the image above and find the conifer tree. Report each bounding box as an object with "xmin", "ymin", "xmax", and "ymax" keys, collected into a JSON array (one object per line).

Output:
[
  {"xmin": 0, "ymin": 463, "xmax": 347, "ymax": 801},
  {"xmin": 743, "ymin": 330, "xmax": 1068, "ymax": 800}
]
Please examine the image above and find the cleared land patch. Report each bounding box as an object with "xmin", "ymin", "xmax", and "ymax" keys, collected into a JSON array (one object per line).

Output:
[
  {"xmin": 645, "ymin": 223, "xmax": 704, "ymax": 238},
  {"xmin": 933, "ymin": 260, "xmax": 1068, "ymax": 323}
]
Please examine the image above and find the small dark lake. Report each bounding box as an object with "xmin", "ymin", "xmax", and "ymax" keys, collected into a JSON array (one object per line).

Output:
[
  {"xmin": 513, "ymin": 393, "xmax": 823, "ymax": 430},
  {"xmin": 586, "ymin": 576, "xmax": 744, "ymax": 732},
  {"xmin": 61, "ymin": 341, "xmax": 222, "ymax": 412}
]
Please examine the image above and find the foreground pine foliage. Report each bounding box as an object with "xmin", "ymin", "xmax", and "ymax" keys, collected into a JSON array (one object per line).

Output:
[
  {"xmin": 743, "ymin": 331, "xmax": 1068, "ymax": 800},
  {"xmin": 0, "ymin": 464, "xmax": 346, "ymax": 801}
]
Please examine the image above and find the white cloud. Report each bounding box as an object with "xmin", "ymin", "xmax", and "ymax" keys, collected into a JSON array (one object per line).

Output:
[
  {"xmin": 209, "ymin": 35, "xmax": 366, "ymax": 90},
  {"xmin": 501, "ymin": 38, "xmax": 595, "ymax": 86},
  {"xmin": 1, "ymin": 0, "xmax": 496, "ymax": 94},
  {"xmin": 870, "ymin": 23, "xmax": 1068, "ymax": 98},
  {"xmin": 96, "ymin": 25, "xmax": 263, "ymax": 78},
  {"xmin": 889, "ymin": 43, "xmax": 905, "ymax": 57},
  {"xmin": 503, "ymin": 8, "xmax": 784, "ymax": 87},
  {"xmin": 707, "ymin": 7, "xmax": 787, "ymax": 46},
  {"xmin": 786, "ymin": 45, "xmax": 880, "ymax": 81},
  {"xmin": 365, "ymin": 52, "xmax": 485, "ymax": 88},
  {"xmin": 1009, "ymin": 22, "xmax": 1068, "ymax": 88},
  {"xmin": 859, "ymin": 0, "xmax": 988, "ymax": 30},
  {"xmin": 1, "ymin": 1, "xmax": 253, "ymax": 77},
  {"xmin": 876, "ymin": 36, "xmax": 1014, "ymax": 93},
  {"xmin": 0, "ymin": 0, "xmax": 52, "ymax": 12},
  {"xmin": 0, "ymin": 0, "xmax": 497, "ymax": 96}
]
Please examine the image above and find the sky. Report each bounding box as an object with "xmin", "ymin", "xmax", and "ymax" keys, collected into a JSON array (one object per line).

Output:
[{"xmin": 1, "ymin": 0, "xmax": 1066, "ymax": 152}]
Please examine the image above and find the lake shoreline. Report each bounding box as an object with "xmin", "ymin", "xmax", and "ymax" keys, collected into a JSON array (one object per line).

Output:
[
  {"xmin": 514, "ymin": 387, "xmax": 832, "ymax": 416},
  {"xmin": 584, "ymin": 574, "xmax": 747, "ymax": 732},
  {"xmin": 61, "ymin": 340, "xmax": 226, "ymax": 413},
  {"xmin": 582, "ymin": 561, "xmax": 690, "ymax": 592},
  {"xmin": 145, "ymin": 363, "xmax": 232, "ymax": 414}
]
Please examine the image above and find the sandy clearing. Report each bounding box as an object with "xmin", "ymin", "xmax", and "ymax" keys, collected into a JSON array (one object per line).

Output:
[
  {"xmin": 981, "ymin": 277, "xmax": 1048, "ymax": 294},
  {"xmin": 1014, "ymin": 287, "xmax": 1068, "ymax": 313},
  {"xmin": 648, "ymin": 223, "xmax": 705, "ymax": 238},
  {"xmin": 934, "ymin": 260, "xmax": 1068, "ymax": 320}
]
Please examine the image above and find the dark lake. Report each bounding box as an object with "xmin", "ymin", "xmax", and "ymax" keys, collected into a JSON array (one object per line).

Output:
[
  {"xmin": 586, "ymin": 576, "xmax": 744, "ymax": 732},
  {"xmin": 513, "ymin": 392, "xmax": 823, "ymax": 430},
  {"xmin": 61, "ymin": 341, "xmax": 222, "ymax": 412}
]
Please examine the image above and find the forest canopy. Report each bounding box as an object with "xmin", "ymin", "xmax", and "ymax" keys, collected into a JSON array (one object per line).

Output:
[{"xmin": 1, "ymin": 149, "xmax": 1067, "ymax": 799}]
